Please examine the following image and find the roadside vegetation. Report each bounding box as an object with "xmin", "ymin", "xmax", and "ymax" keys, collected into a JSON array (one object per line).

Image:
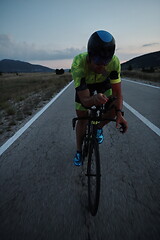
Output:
[
  {"xmin": 121, "ymin": 67, "xmax": 160, "ymax": 83},
  {"xmin": 0, "ymin": 72, "xmax": 72, "ymax": 144}
]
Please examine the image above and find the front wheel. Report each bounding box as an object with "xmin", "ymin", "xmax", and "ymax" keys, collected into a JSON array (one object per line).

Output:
[{"xmin": 87, "ymin": 138, "xmax": 101, "ymax": 216}]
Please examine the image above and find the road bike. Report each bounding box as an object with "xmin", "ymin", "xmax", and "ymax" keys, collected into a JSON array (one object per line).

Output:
[{"xmin": 72, "ymin": 97, "xmax": 123, "ymax": 216}]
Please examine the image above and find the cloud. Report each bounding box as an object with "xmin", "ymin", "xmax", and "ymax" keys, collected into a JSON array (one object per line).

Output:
[
  {"xmin": 0, "ymin": 34, "xmax": 86, "ymax": 61},
  {"xmin": 142, "ymin": 42, "xmax": 159, "ymax": 47}
]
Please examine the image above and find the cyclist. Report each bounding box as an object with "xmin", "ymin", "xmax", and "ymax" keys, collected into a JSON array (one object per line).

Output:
[{"xmin": 71, "ymin": 30, "xmax": 128, "ymax": 166}]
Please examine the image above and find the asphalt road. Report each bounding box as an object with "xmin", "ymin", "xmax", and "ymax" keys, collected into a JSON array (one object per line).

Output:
[{"xmin": 0, "ymin": 79, "xmax": 160, "ymax": 240}]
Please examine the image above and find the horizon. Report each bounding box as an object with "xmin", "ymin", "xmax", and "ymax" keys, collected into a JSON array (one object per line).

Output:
[{"xmin": 1, "ymin": 50, "xmax": 159, "ymax": 70}]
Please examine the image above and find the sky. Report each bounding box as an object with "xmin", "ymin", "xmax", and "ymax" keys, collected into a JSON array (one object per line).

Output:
[{"xmin": 0, "ymin": 0, "xmax": 160, "ymax": 69}]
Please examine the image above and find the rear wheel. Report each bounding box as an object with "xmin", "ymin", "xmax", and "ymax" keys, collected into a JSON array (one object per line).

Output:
[{"xmin": 87, "ymin": 138, "xmax": 101, "ymax": 216}]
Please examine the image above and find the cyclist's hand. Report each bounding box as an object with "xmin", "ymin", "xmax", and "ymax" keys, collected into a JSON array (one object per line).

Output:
[
  {"xmin": 116, "ymin": 114, "xmax": 128, "ymax": 133},
  {"xmin": 94, "ymin": 93, "xmax": 108, "ymax": 105}
]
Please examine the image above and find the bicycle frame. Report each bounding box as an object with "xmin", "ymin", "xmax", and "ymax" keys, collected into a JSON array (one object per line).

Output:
[{"xmin": 72, "ymin": 104, "xmax": 116, "ymax": 216}]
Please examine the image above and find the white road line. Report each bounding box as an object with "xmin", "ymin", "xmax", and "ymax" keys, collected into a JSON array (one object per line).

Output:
[
  {"xmin": 0, "ymin": 81, "xmax": 73, "ymax": 156},
  {"xmin": 122, "ymin": 78, "xmax": 160, "ymax": 89},
  {"xmin": 123, "ymin": 101, "xmax": 160, "ymax": 137}
]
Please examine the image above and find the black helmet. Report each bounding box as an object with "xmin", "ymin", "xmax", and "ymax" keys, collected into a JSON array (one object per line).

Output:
[{"xmin": 87, "ymin": 30, "xmax": 115, "ymax": 65}]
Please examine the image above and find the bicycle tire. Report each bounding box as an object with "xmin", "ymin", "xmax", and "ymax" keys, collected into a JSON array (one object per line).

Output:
[{"xmin": 87, "ymin": 138, "xmax": 101, "ymax": 216}]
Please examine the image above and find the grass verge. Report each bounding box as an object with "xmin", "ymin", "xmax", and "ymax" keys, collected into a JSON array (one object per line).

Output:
[
  {"xmin": 121, "ymin": 70, "xmax": 160, "ymax": 82},
  {"xmin": 0, "ymin": 72, "xmax": 72, "ymax": 145}
]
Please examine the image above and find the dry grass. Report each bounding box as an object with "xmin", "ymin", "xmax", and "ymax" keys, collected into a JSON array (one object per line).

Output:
[
  {"xmin": 0, "ymin": 72, "xmax": 72, "ymax": 106},
  {"xmin": 121, "ymin": 70, "xmax": 160, "ymax": 82},
  {"xmin": 0, "ymin": 72, "xmax": 72, "ymax": 144}
]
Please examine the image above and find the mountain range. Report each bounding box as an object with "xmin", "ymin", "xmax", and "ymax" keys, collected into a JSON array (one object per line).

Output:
[
  {"xmin": 0, "ymin": 51, "xmax": 160, "ymax": 73},
  {"xmin": 121, "ymin": 51, "xmax": 160, "ymax": 70},
  {"xmin": 0, "ymin": 59, "xmax": 54, "ymax": 73}
]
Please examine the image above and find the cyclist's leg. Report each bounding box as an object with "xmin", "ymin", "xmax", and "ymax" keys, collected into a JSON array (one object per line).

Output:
[{"xmin": 76, "ymin": 109, "xmax": 88, "ymax": 152}]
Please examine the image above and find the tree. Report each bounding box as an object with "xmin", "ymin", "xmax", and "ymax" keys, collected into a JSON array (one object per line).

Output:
[{"xmin": 56, "ymin": 68, "xmax": 64, "ymax": 74}]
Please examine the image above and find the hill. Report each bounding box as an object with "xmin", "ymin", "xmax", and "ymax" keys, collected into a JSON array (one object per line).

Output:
[
  {"xmin": 121, "ymin": 51, "xmax": 160, "ymax": 70},
  {"xmin": 0, "ymin": 59, "xmax": 54, "ymax": 73}
]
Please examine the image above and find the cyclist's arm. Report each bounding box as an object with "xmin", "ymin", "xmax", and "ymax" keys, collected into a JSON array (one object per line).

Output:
[
  {"xmin": 111, "ymin": 82, "xmax": 128, "ymax": 133},
  {"xmin": 77, "ymin": 89, "xmax": 108, "ymax": 107},
  {"xmin": 109, "ymin": 60, "xmax": 123, "ymax": 113},
  {"xmin": 111, "ymin": 82, "xmax": 123, "ymax": 112}
]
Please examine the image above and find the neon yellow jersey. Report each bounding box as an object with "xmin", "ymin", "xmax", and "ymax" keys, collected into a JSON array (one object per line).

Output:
[{"xmin": 71, "ymin": 52, "xmax": 121, "ymax": 89}]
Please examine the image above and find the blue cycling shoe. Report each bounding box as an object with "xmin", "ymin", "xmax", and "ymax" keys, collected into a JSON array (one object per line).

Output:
[
  {"xmin": 96, "ymin": 128, "xmax": 104, "ymax": 144},
  {"xmin": 73, "ymin": 152, "xmax": 82, "ymax": 166}
]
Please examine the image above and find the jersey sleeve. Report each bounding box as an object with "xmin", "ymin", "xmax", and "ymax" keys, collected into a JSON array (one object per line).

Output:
[
  {"xmin": 71, "ymin": 54, "xmax": 86, "ymax": 89},
  {"xmin": 109, "ymin": 56, "xmax": 121, "ymax": 84}
]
